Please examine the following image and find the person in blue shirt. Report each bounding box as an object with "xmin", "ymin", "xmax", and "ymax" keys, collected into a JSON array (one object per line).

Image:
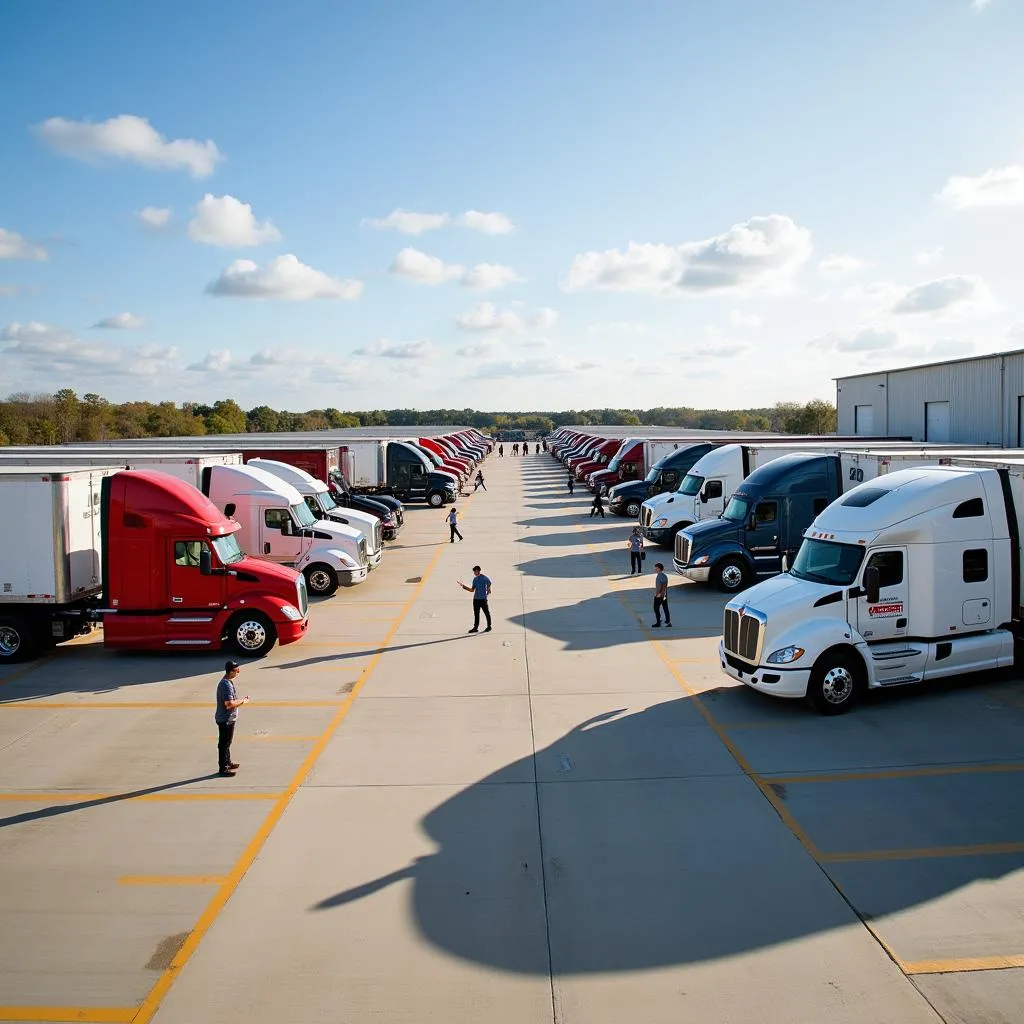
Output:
[
  {"xmin": 459, "ymin": 565, "xmax": 492, "ymax": 633},
  {"xmin": 214, "ymin": 660, "xmax": 249, "ymax": 776}
]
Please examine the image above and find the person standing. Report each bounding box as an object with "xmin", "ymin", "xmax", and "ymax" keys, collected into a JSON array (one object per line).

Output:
[
  {"xmin": 447, "ymin": 505, "xmax": 464, "ymax": 543},
  {"xmin": 215, "ymin": 661, "xmax": 248, "ymax": 777},
  {"xmin": 521, "ymin": 444, "xmax": 527, "ymax": 458},
  {"xmin": 627, "ymin": 527, "xmax": 645, "ymax": 575},
  {"xmin": 567, "ymin": 474, "xmax": 575, "ymax": 496},
  {"xmin": 474, "ymin": 470, "xmax": 487, "ymax": 491},
  {"xmin": 512, "ymin": 443, "xmax": 519, "ymax": 456},
  {"xmin": 651, "ymin": 563, "xmax": 672, "ymax": 628},
  {"xmin": 535, "ymin": 443, "xmax": 540, "ymax": 454},
  {"xmin": 590, "ymin": 490, "xmax": 606, "ymax": 518},
  {"xmin": 459, "ymin": 565, "xmax": 492, "ymax": 633},
  {"xmin": 498, "ymin": 444, "xmax": 504, "ymax": 458}
]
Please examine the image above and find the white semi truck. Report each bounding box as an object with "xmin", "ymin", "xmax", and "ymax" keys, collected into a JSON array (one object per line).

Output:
[
  {"xmin": 247, "ymin": 458, "xmax": 383, "ymax": 569},
  {"xmin": 719, "ymin": 459, "xmax": 1024, "ymax": 714}
]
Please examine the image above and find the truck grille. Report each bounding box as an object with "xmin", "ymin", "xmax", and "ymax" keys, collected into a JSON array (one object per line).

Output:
[
  {"xmin": 358, "ymin": 538, "xmax": 368, "ymax": 567},
  {"xmin": 373, "ymin": 522, "xmax": 382, "ymax": 552},
  {"xmin": 723, "ymin": 607, "xmax": 764, "ymax": 665},
  {"xmin": 640, "ymin": 506, "xmax": 653, "ymax": 528},
  {"xmin": 675, "ymin": 533, "xmax": 691, "ymax": 565}
]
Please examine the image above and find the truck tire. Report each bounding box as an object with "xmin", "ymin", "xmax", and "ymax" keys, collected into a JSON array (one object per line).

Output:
[
  {"xmin": 227, "ymin": 611, "xmax": 277, "ymax": 658},
  {"xmin": 807, "ymin": 650, "xmax": 863, "ymax": 715},
  {"xmin": 712, "ymin": 556, "xmax": 749, "ymax": 593},
  {"xmin": 303, "ymin": 564, "xmax": 340, "ymax": 597},
  {"xmin": 427, "ymin": 491, "xmax": 444, "ymax": 508},
  {"xmin": 0, "ymin": 616, "xmax": 37, "ymax": 663},
  {"xmin": 625, "ymin": 500, "xmax": 642, "ymax": 518}
]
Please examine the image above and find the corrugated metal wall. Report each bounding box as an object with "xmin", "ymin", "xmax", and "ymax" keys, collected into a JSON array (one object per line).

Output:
[{"xmin": 838, "ymin": 354, "xmax": 1012, "ymax": 444}]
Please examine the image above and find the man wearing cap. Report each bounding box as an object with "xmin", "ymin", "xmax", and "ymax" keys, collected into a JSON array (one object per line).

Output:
[{"xmin": 215, "ymin": 661, "xmax": 249, "ymax": 777}]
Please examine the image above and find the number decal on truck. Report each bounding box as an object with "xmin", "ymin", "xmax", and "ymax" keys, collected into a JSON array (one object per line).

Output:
[
  {"xmin": 868, "ymin": 601, "xmax": 903, "ymax": 617},
  {"xmin": 849, "ymin": 467, "xmax": 864, "ymax": 483}
]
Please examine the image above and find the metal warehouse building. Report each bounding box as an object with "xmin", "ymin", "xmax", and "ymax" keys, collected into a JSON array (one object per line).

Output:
[{"xmin": 836, "ymin": 348, "xmax": 1024, "ymax": 445}]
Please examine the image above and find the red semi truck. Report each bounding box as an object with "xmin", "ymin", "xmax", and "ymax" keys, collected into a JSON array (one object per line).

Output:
[{"xmin": 0, "ymin": 466, "xmax": 309, "ymax": 663}]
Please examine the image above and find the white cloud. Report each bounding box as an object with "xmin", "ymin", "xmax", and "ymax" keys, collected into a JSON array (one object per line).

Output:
[
  {"xmin": 461, "ymin": 262, "xmax": 523, "ymax": 291},
  {"xmin": 355, "ymin": 338, "xmax": 436, "ymax": 359},
  {"xmin": 971, "ymin": 0, "xmax": 992, "ymax": 10},
  {"xmin": 138, "ymin": 206, "xmax": 172, "ymax": 229},
  {"xmin": 812, "ymin": 325, "xmax": 901, "ymax": 353},
  {"xmin": 456, "ymin": 338, "xmax": 505, "ymax": 358},
  {"xmin": 691, "ymin": 342, "xmax": 748, "ymax": 359},
  {"xmin": 1008, "ymin": 323, "xmax": 1024, "ymax": 343},
  {"xmin": 455, "ymin": 302, "xmax": 523, "ymax": 332},
  {"xmin": 36, "ymin": 114, "xmax": 223, "ymax": 178},
  {"xmin": 187, "ymin": 194, "xmax": 281, "ymax": 247},
  {"xmin": 125, "ymin": 344, "xmax": 178, "ymax": 376},
  {"xmin": 728, "ymin": 310, "xmax": 761, "ymax": 329},
  {"xmin": 0, "ymin": 227, "xmax": 47, "ymax": 261},
  {"xmin": 362, "ymin": 209, "xmax": 450, "ymax": 234},
  {"xmin": 0, "ymin": 284, "xmax": 21, "ymax": 297},
  {"xmin": 93, "ymin": 312, "xmax": 146, "ymax": 330},
  {"xmin": 890, "ymin": 275, "xmax": 993, "ymax": 316},
  {"xmin": 206, "ymin": 255, "xmax": 363, "ymax": 300},
  {"xmin": 937, "ymin": 165, "xmax": 1024, "ymax": 209},
  {"xmin": 473, "ymin": 355, "xmax": 599, "ymax": 378},
  {"xmin": 530, "ymin": 307, "xmax": 559, "ymax": 329},
  {"xmin": 457, "ymin": 210, "xmax": 513, "ymax": 235},
  {"xmin": 563, "ymin": 214, "xmax": 812, "ymax": 296},
  {"xmin": 186, "ymin": 349, "xmax": 231, "ymax": 372},
  {"xmin": 390, "ymin": 247, "xmax": 464, "ymax": 284},
  {"xmin": 819, "ymin": 254, "xmax": 871, "ymax": 277},
  {"xmin": 915, "ymin": 246, "xmax": 944, "ymax": 266}
]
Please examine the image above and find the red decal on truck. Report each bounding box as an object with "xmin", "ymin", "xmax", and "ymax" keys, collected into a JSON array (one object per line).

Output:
[{"xmin": 869, "ymin": 601, "xmax": 903, "ymax": 618}]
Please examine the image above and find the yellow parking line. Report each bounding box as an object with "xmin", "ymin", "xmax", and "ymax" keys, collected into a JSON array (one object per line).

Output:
[
  {"xmin": 768, "ymin": 762, "xmax": 1024, "ymax": 785},
  {"xmin": 0, "ymin": 1007, "xmax": 134, "ymax": 1023},
  {"xmin": 0, "ymin": 700, "xmax": 342, "ymax": 710},
  {"xmin": 132, "ymin": 532, "xmax": 450, "ymax": 1024},
  {"xmin": 0, "ymin": 791, "xmax": 279, "ymax": 803},
  {"xmin": 819, "ymin": 841, "xmax": 1024, "ymax": 863},
  {"xmin": 903, "ymin": 954, "xmax": 1024, "ymax": 975},
  {"xmin": 118, "ymin": 874, "xmax": 227, "ymax": 886}
]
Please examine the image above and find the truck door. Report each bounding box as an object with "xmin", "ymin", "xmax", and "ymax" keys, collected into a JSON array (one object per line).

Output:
[
  {"xmin": 746, "ymin": 499, "xmax": 782, "ymax": 577},
  {"xmin": 165, "ymin": 539, "xmax": 225, "ymax": 645},
  {"xmin": 260, "ymin": 507, "xmax": 300, "ymax": 564},
  {"xmin": 700, "ymin": 479, "xmax": 724, "ymax": 519},
  {"xmin": 855, "ymin": 548, "xmax": 909, "ymax": 641}
]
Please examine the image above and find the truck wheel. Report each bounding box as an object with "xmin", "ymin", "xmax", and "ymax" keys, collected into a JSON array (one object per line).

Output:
[
  {"xmin": 228, "ymin": 612, "xmax": 277, "ymax": 658},
  {"xmin": 808, "ymin": 651, "xmax": 863, "ymax": 715},
  {"xmin": 712, "ymin": 557, "xmax": 749, "ymax": 593},
  {"xmin": 304, "ymin": 564, "xmax": 339, "ymax": 597},
  {"xmin": 0, "ymin": 616, "xmax": 36, "ymax": 663},
  {"xmin": 427, "ymin": 491, "xmax": 444, "ymax": 508},
  {"xmin": 625, "ymin": 501, "xmax": 641, "ymax": 518}
]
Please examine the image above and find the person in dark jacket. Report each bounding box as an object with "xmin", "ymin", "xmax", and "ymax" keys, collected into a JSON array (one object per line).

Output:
[
  {"xmin": 590, "ymin": 491, "xmax": 605, "ymax": 518},
  {"xmin": 567, "ymin": 474, "xmax": 575, "ymax": 495}
]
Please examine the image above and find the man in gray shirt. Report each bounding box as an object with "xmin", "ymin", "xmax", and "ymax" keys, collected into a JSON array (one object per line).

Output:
[
  {"xmin": 215, "ymin": 660, "xmax": 249, "ymax": 776},
  {"xmin": 651, "ymin": 563, "xmax": 672, "ymax": 628},
  {"xmin": 459, "ymin": 565, "xmax": 492, "ymax": 633}
]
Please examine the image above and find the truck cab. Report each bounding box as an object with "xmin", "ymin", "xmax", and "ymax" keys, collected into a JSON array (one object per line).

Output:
[
  {"xmin": 719, "ymin": 467, "xmax": 1014, "ymax": 714},
  {"xmin": 202, "ymin": 464, "xmax": 368, "ymax": 596},
  {"xmin": 589, "ymin": 440, "xmax": 644, "ymax": 495},
  {"xmin": 622, "ymin": 443, "xmax": 718, "ymax": 524},
  {"xmin": 387, "ymin": 442, "xmax": 457, "ymax": 507},
  {"xmin": 675, "ymin": 454, "xmax": 841, "ymax": 592}
]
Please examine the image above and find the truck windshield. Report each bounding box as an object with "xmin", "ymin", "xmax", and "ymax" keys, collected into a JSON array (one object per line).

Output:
[
  {"xmin": 319, "ymin": 490, "xmax": 338, "ymax": 511},
  {"xmin": 722, "ymin": 496, "xmax": 750, "ymax": 522},
  {"xmin": 607, "ymin": 457, "xmax": 620, "ymax": 472},
  {"xmin": 291, "ymin": 501, "xmax": 317, "ymax": 528},
  {"xmin": 679, "ymin": 474, "xmax": 703, "ymax": 496},
  {"xmin": 211, "ymin": 534, "xmax": 245, "ymax": 565},
  {"xmin": 790, "ymin": 538, "xmax": 866, "ymax": 586},
  {"xmin": 644, "ymin": 465, "xmax": 663, "ymax": 483}
]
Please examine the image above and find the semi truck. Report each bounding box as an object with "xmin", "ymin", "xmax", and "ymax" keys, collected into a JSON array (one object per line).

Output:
[
  {"xmin": 247, "ymin": 459, "xmax": 383, "ymax": 570},
  {"xmin": 0, "ymin": 466, "xmax": 308, "ymax": 663},
  {"xmin": 202, "ymin": 464, "xmax": 369, "ymax": 596},
  {"xmin": 340, "ymin": 439, "xmax": 458, "ymax": 507},
  {"xmin": 608, "ymin": 443, "xmax": 720, "ymax": 517},
  {"xmin": 673, "ymin": 449, "xmax": 958, "ymax": 593},
  {"xmin": 587, "ymin": 439, "xmax": 651, "ymax": 494},
  {"xmin": 718, "ymin": 459, "xmax": 1024, "ymax": 714}
]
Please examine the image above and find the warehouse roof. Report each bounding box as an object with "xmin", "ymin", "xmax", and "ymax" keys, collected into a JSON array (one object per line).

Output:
[{"xmin": 835, "ymin": 347, "xmax": 1024, "ymax": 381}]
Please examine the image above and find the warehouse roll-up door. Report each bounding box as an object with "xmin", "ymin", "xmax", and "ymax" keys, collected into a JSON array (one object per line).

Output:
[
  {"xmin": 925, "ymin": 401, "xmax": 951, "ymax": 443},
  {"xmin": 854, "ymin": 405, "xmax": 874, "ymax": 434}
]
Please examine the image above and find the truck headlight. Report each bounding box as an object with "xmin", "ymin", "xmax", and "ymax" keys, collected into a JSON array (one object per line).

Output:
[
  {"xmin": 280, "ymin": 604, "xmax": 303, "ymax": 622},
  {"xmin": 767, "ymin": 646, "xmax": 805, "ymax": 665},
  {"xmin": 383, "ymin": 515, "xmax": 395, "ymax": 526},
  {"xmin": 652, "ymin": 518, "xmax": 669, "ymax": 528},
  {"xmin": 692, "ymin": 555, "xmax": 709, "ymax": 566}
]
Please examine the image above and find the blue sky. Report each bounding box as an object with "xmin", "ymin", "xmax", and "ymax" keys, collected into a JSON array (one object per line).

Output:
[{"xmin": 2, "ymin": 0, "xmax": 1023, "ymax": 411}]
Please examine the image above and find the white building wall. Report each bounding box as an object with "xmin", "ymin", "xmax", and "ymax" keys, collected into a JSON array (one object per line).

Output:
[{"xmin": 836, "ymin": 374, "xmax": 888, "ymax": 435}]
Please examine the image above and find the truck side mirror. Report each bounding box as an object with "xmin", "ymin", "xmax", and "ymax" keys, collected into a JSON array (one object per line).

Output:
[
  {"xmin": 700, "ymin": 490, "xmax": 708, "ymax": 504},
  {"xmin": 199, "ymin": 547, "xmax": 212, "ymax": 575},
  {"xmin": 864, "ymin": 566, "xmax": 880, "ymax": 604},
  {"xmin": 224, "ymin": 503, "xmax": 236, "ymax": 518},
  {"xmin": 281, "ymin": 519, "xmax": 291, "ymax": 535},
  {"xmin": 747, "ymin": 515, "xmax": 757, "ymax": 531}
]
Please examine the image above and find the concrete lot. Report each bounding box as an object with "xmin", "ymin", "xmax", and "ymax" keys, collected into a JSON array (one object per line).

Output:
[{"xmin": 1, "ymin": 452, "xmax": 1023, "ymax": 1023}]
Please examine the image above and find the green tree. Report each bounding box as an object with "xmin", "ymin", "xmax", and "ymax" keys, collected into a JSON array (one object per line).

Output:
[
  {"xmin": 247, "ymin": 405, "xmax": 280, "ymax": 432},
  {"xmin": 204, "ymin": 399, "xmax": 248, "ymax": 434}
]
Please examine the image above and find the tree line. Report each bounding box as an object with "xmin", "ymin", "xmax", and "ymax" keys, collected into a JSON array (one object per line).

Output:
[{"xmin": 0, "ymin": 391, "xmax": 837, "ymax": 445}]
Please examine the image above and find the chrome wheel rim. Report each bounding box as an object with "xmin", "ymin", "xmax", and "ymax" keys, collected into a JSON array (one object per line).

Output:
[
  {"xmin": 0, "ymin": 626, "xmax": 21, "ymax": 657},
  {"xmin": 721, "ymin": 564, "xmax": 744, "ymax": 589},
  {"xmin": 627, "ymin": 503, "xmax": 640, "ymax": 517},
  {"xmin": 307, "ymin": 569, "xmax": 333, "ymax": 593},
  {"xmin": 821, "ymin": 666, "xmax": 854, "ymax": 704},
  {"xmin": 235, "ymin": 620, "xmax": 267, "ymax": 652}
]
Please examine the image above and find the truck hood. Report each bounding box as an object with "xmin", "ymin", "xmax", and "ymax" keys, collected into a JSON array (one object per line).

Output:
[
  {"xmin": 682, "ymin": 516, "xmax": 738, "ymax": 548},
  {"xmin": 729, "ymin": 572, "xmax": 833, "ymax": 615},
  {"xmin": 234, "ymin": 554, "xmax": 303, "ymax": 590},
  {"xmin": 609, "ymin": 480, "xmax": 647, "ymax": 499},
  {"xmin": 300, "ymin": 519, "xmax": 361, "ymax": 543},
  {"xmin": 643, "ymin": 492, "xmax": 679, "ymax": 514}
]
